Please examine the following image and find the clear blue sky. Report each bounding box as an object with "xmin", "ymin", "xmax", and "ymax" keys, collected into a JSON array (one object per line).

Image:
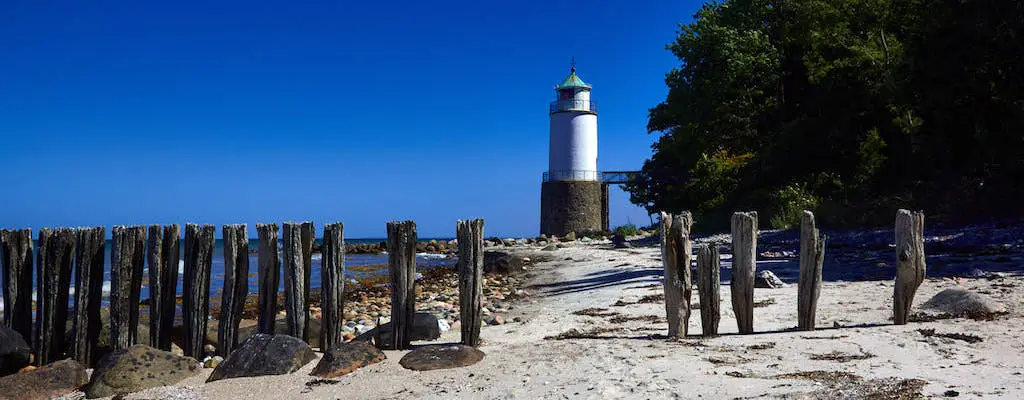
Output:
[{"xmin": 0, "ymin": 0, "xmax": 696, "ymax": 238}]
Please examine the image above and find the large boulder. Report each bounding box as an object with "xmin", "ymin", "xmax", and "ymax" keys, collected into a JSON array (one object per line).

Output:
[
  {"xmin": 0, "ymin": 359, "xmax": 87, "ymax": 400},
  {"xmin": 65, "ymin": 308, "xmax": 152, "ymax": 362},
  {"xmin": 207, "ymin": 334, "xmax": 315, "ymax": 382},
  {"xmin": 921, "ymin": 287, "xmax": 1006, "ymax": 314},
  {"xmin": 398, "ymin": 344, "xmax": 485, "ymax": 371},
  {"xmin": 484, "ymin": 251, "xmax": 527, "ymax": 274},
  {"xmin": 0, "ymin": 325, "xmax": 30, "ymax": 376},
  {"xmin": 232, "ymin": 316, "xmax": 322, "ymax": 350},
  {"xmin": 85, "ymin": 344, "xmax": 200, "ymax": 399},
  {"xmin": 309, "ymin": 341, "xmax": 385, "ymax": 378},
  {"xmin": 353, "ymin": 312, "xmax": 440, "ymax": 349}
]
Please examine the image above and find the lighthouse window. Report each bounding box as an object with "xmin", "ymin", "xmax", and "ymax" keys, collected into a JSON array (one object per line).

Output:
[{"xmin": 559, "ymin": 90, "xmax": 572, "ymax": 100}]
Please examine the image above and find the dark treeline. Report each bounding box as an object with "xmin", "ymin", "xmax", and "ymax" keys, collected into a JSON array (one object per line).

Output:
[{"xmin": 626, "ymin": 0, "xmax": 1024, "ymax": 231}]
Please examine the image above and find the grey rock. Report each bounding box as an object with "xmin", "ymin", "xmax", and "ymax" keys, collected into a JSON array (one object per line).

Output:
[
  {"xmin": 234, "ymin": 316, "xmax": 322, "ymax": 348},
  {"xmin": 0, "ymin": 359, "xmax": 87, "ymax": 400},
  {"xmin": 0, "ymin": 325, "xmax": 30, "ymax": 376},
  {"xmin": 754, "ymin": 270, "xmax": 787, "ymax": 289},
  {"xmin": 206, "ymin": 334, "xmax": 315, "ymax": 382},
  {"xmin": 921, "ymin": 287, "xmax": 1006, "ymax": 314},
  {"xmin": 612, "ymin": 233, "xmax": 631, "ymax": 249},
  {"xmin": 85, "ymin": 344, "xmax": 200, "ymax": 399},
  {"xmin": 309, "ymin": 341, "xmax": 385, "ymax": 378},
  {"xmin": 398, "ymin": 344, "xmax": 485, "ymax": 371},
  {"xmin": 483, "ymin": 251, "xmax": 526, "ymax": 274},
  {"xmin": 354, "ymin": 313, "xmax": 440, "ymax": 349},
  {"xmin": 541, "ymin": 244, "xmax": 558, "ymax": 251}
]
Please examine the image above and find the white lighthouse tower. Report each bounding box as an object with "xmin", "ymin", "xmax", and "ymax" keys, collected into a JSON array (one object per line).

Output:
[{"xmin": 540, "ymin": 64, "xmax": 609, "ymax": 236}]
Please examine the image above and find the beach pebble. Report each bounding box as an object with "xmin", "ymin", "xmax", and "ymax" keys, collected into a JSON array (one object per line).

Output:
[
  {"xmin": 488, "ymin": 315, "xmax": 505, "ymax": 325},
  {"xmin": 438, "ymin": 319, "xmax": 451, "ymax": 333}
]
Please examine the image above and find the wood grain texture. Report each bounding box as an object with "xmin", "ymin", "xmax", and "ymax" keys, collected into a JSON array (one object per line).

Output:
[
  {"xmin": 257, "ymin": 223, "xmax": 280, "ymax": 334},
  {"xmin": 660, "ymin": 212, "xmax": 693, "ymax": 338},
  {"xmin": 797, "ymin": 211, "xmax": 826, "ymax": 331},
  {"xmin": 183, "ymin": 223, "xmax": 215, "ymax": 358},
  {"xmin": 73, "ymin": 226, "xmax": 105, "ymax": 365},
  {"xmin": 320, "ymin": 222, "xmax": 345, "ymax": 351},
  {"xmin": 696, "ymin": 244, "xmax": 720, "ymax": 337},
  {"xmin": 730, "ymin": 211, "xmax": 758, "ymax": 334},
  {"xmin": 36, "ymin": 228, "xmax": 75, "ymax": 365},
  {"xmin": 218, "ymin": 224, "xmax": 249, "ymax": 356},
  {"xmin": 282, "ymin": 222, "xmax": 308, "ymax": 341},
  {"xmin": 894, "ymin": 209, "xmax": 926, "ymax": 325},
  {"xmin": 387, "ymin": 220, "xmax": 417, "ymax": 350},
  {"xmin": 110, "ymin": 225, "xmax": 145, "ymax": 351},
  {"xmin": 0, "ymin": 228, "xmax": 33, "ymax": 344},
  {"xmin": 457, "ymin": 219, "xmax": 484, "ymax": 347}
]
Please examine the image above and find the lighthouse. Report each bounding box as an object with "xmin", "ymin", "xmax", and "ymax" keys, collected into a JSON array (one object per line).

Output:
[{"xmin": 540, "ymin": 64, "xmax": 609, "ymax": 236}]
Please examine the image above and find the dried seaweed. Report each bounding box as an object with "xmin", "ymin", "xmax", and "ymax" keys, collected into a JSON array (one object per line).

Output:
[
  {"xmin": 917, "ymin": 328, "xmax": 983, "ymax": 343},
  {"xmin": 572, "ymin": 307, "xmax": 618, "ymax": 317},
  {"xmin": 809, "ymin": 350, "xmax": 875, "ymax": 362},
  {"xmin": 638, "ymin": 294, "xmax": 665, "ymax": 304},
  {"xmin": 608, "ymin": 315, "xmax": 664, "ymax": 324}
]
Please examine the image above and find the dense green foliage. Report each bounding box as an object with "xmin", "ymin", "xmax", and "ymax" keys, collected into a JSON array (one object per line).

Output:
[
  {"xmin": 613, "ymin": 223, "xmax": 641, "ymax": 237},
  {"xmin": 627, "ymin": 0, "xmax": 1024, "ymax": 230}
]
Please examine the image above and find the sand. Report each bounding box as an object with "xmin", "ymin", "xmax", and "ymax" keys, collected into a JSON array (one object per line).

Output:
[{"xmin": 107, "ymin": 239, "xmax": 1023, "ymax": 399}]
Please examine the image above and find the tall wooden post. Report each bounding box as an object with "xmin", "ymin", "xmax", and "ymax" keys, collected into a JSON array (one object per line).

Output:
[
  {"xmin": 73, "ymin": 226, "xmax": 105, "ymax": 365},
  {"xmin": 257, "ymin": 223, "xmax": 280, "ymax": 334},
  {"xmin": 0, "ymin": 228, "xmax": 33, "ymax": 344},
  {"xmin": 110, "ymin": 225, "xmax": 146, "ymax": 351},
  {"xmin": 894, "ymin": 209, "xmax": 925, "ymax": 325},
  {"xmin": 320, "ymin": 223, "xmax": 345, "ymax": 351},
  {"xmin": 183, "ymin": 223, "xmax": 215, "ymax": 358},
  {"xmin": 218, "ymin": 224, "xmax": 249, "ymax": 356},
  {"xmin": 300, "ymin": 221, "xmax": 314, "ymax": 340},
  {"xmin": 282, "ymin": 222, "xmax": 308, "ymax": 341},
  {"xmin": 730, "ymin": 211, "xmax": 757, "ymax": 334},
  {"xmin": 387, "ymin": 220, "xmax": 417, "ymax": 350},
  {"xmin": 35, "ymin": 228, "xmax": 75, "ymax": 365},
  {"xmin": 457, "ymin": 219, "xmax": 484, "ymax": 346},
  {"xmin": 696, "ymin": 244, "xmax": 721, "ymax": 337},
  {"xmin": 798, "ymin": 211, "xmax": 826, "ymax": 330},
  {"xmin": 149, "ymin": 225, "xmax": 180, "ymax": 351},
  {"xmin": 660, "ymin": 212, "xmax": 693, "ymax": 338}
]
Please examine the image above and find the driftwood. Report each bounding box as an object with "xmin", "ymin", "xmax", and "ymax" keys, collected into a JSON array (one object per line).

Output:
[
  {"xmin": 218, "ymin": 224, "xmax": 249, "ymax": 356},
  {"xmin": 73, "ymin": 226, "xmax": 105, "ymax": 365},
  {"xmin": 301, "ymin": 221, "xmax": 314, "ymax": 340},
  {"xmin": 257, "ymin": 223, "xmax": 280, "ymax": 334},
  {"xmin": 183, "ymin": 223, "xmax": 215, "ymax": 358},
  {"xmin": 148, "ymin": 224, "xmax": 180, "ymax": 351},
  {"xmin": 387, "ymin": 220, "xmax": 417, "ymax": 350},
  {"xmin": 282, "ymin": 222, "xmax": 308, "ymax": 341},
  {"xmin": 894, "ymin": 209, "xmax": 926, "ymax": 325},
  {"xmin": 320, "ymin": 222, "xmax": 345, "ymax": 351},
  {"xmin": 797, "ymin": 211, "xmax": 826, "ymax": 331},
  {"xmin": 457, "ymin": 219, "xmax": 484, "ymax": 346},
  {"xmin": 696, "ymin": 244, "xmax": 720, "ymax": 336},
  {"xmin": 35, "ymin": 228, "xmax": 75, "ymax": 365},
  {"xmin": 110, "ymin": 226, "xmax": 146, "ymax": 351},
  {"xmin": 0, "ymin": 228, "xmax": 33, "ymax": 344},
  {"xmin": 730, "ymin": 211, "xmax": 757, "ymax": 334},
  {"xmin": 660, "ymin": 212, "xmax": 692, "ymax": 338}
]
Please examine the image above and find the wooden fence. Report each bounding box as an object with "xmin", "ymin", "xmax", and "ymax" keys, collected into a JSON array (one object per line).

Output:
[
  {"xmin": 660, "ymin": 209, "xmax": 925, "ymax": 337},
  {"xmin": 0, "ymin": 219, "xmax": 485, "ymax": 367}
]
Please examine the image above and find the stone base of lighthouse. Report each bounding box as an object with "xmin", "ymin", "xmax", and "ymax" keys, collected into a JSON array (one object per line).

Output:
[{"xmin": 540, "ymin": 181, "xmax": 610, "ymax": 237}]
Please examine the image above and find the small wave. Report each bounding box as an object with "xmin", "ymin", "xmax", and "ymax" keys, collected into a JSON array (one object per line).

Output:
[
  {"xmin": 416, "ymin": 253, "xmax": 449, "ymax": 259},
  {"xmin": 310, "ymin": 254, "xmax": 322, "ymax": 261}
]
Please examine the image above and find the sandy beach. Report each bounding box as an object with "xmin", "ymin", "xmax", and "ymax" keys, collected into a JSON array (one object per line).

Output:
[{"xmin": 80, "ymin": 235, "xmax": 1022, "ymax": 400}]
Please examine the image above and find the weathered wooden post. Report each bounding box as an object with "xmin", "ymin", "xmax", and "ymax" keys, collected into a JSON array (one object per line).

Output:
[
  {"xmin": 797, "ymin": 211, "xmax": 826, "ymax": 331},
  {"xmin": 35, "ymin": 228, "xmax": 75, "ymax": 365},
  {"xmin": 183, "ymin": 223, "xmax": 215, "ymax": 358},
  {"xmin": 110, "ymin": 225, "xmax": 146, "ymax": 351},
  {"xmin": 73, "ymin": 226, "xmax": 105, "ymax": 365},
  {"xmin": 320, "ymin": 222, "xmax": 345, "ymax": 351},
  {"xmin": 696, "ymin": 244, "xmax": 721, "ymax": 336},
  {"xmin": 282, "ymin": 222, "xmax": 308, "ymax": 341},
  {"xmin": 730, "ymin": 211, "xmax": 757, "ymax": 334},
  {"xmin": 894, "ymin": 209, "xmax": 925, "ymax": 325},
  {"xmin": 660, "ymin": 212, "xmax": 693, "ymax": 338},
  {"xmin": 148, "ymin": 224, "xmax": 180, "ymax": 351},
  {"xmin": 257, "ymin": 223, "xmax": 280, "ymax": 334},
  {"xmin": 300, "ymin": 221, "xmax": 314, "ymax": 337},
  {"xmin": 218, "ymin": 224, "xmax": 249, "ymax": 356},
  {"xmin": 0, "ymin": 228, "xmax": 33, "ymax": 343},
  {"xmin": 387, "ymin": 220, "xmax": 417, "ymax": 350},
  {"xmin": 457, "ymin": 219, "xmax": 484, "ymax": 347}
]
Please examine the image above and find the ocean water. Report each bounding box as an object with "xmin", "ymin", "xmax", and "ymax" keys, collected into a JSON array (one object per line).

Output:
[{"xmin": 1, "ymin": 238, "xmax": 456, "ymax": 312}]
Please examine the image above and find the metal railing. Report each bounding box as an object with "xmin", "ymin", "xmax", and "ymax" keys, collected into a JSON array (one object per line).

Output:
[
  {"xmin": 549, "ymin": 99, "xmax": 597, "ymax": 114},
  {"xmin": 543, "ymin": 170, "xmax": 599, "ymax": 182}
]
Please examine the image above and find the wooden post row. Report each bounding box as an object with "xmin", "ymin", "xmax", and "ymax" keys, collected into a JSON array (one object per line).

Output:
[
  {"xmin": 696, "ymin": 244, "xmax": 720, "ymax": 336},
  {"xmin": 35, "ymin": 228, "xmax": 75, "ymax": 365},
  {"xmin": 1, "ymin": 229, "xmax": 34, "ymax": 345},
  {"xmin": 73, "ymin": 227, "xmax": 105, "ymax": 365},
  {"xmin": 257, "ymin": 223, "xmax": 280, "ymax": 334},
  {"xmin": 320, "ymin": 223, "xmax": 345, "ymax": 351},
  {"xmin": 282, "ymin": 222, "xmax": 310, "ymax": 341},
  {"xmin": 660, "ymin": 212, "xmax": 692, "ymax": 338},
  {"xmin": 148, "ymin": 224, "xmax": 180, "ymax": 351},
  {"xmin": 731, "ymin": 211, "xmax": 757, "ymax": 334},
  {"xmin": 110, "ymin": 226, "xmax": 146, "ymax": 351},
  {"xmin": 218, "ymin": 224, "xmax": 249, "ymax": 357},
  {"xmin": 183, "ymin": 224, "xmax": 215, "ymax": 359},
  {"xmin": 457, "ymin": 219, "xmax": 484, "ymax": 347},
  {"xmin": 894, "ymin": 209, "xmax": 925, "ymax": 325},
  {"xmin": 300, "ymin": 221, "xmax": 314, "ymax": 342},
  {"xmin": 387, "ymin": 220, "xmax": 417, "ymax": 350},
  {"xmin": 797, "ymin": 211, "xmax": 826, "ymax": 331}
]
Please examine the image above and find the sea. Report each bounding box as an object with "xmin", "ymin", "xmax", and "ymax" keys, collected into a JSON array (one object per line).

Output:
[{"xmin": 1, "ymin": 238, "xmax": 457, "ymax": 312}]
